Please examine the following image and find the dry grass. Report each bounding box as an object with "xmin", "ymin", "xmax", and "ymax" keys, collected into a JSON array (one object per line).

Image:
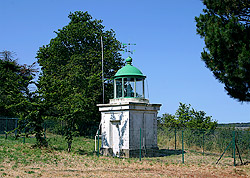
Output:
[
  {"xmin": 1, "ymin": 148, "xmax": 250, "ymax": 177},
  {"xmin": 1, "ymin": 134, "xmax": 250, "ymax": 177}
]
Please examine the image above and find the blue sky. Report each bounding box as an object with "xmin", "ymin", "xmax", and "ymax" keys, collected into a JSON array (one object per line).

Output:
[{"xmin": 1, "ymin": 0, "xmax": 249, "ymax": 123}]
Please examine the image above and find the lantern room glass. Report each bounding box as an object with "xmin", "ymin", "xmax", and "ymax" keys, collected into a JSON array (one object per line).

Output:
[
  {"xmin": 135, "ymin": 78, "xmax": 144, "ymax": 98},
  {"xmin": 114, "ymin": 78, "xmax": 145, "ymax": 99},
  {"xmin": 124, "ymin": 78, "xmax": 135, "ymax": 97},
  {"xmin": 115, "ymin": 78, "xmax": 123, "ymax": 98}
]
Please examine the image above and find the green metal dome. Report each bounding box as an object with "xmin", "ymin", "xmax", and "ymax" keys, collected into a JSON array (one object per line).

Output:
[{"xmin": 114, "ymin": 57, "xmax": 146, "ymax": 79}]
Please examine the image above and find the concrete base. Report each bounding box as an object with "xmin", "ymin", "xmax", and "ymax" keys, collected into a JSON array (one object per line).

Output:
[{"xmin": 101, "ymin": 147, "xmax": 159, "ymax": 158}]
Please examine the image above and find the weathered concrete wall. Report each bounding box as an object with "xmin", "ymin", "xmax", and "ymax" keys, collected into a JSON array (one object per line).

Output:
[
  {"xmin": 101, "ymin": 111, "xmax": 129, "ymax": 156},
  {"xmin": 129, "ymin": 110, "xmax": 158, "ymax": 150},
  {"xmin": 97, "ymin": 99, "xmax": 161, "ymax": 157}
]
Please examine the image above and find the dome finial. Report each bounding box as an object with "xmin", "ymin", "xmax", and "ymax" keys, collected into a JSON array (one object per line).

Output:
[{"xmin": 126, "ymin": 56, "xmax": 132, "ymax": 65}]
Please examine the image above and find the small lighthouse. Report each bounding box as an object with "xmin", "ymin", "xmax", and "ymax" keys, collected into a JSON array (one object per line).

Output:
[{"xmin": 97, "ymin": 56, "xmax": 161, "ymax": 157}]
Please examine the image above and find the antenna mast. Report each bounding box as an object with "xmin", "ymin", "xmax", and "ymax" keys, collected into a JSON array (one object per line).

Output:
[{"xmin": 101, "ymin": 36, "xmax": 104, "ymax": 104}]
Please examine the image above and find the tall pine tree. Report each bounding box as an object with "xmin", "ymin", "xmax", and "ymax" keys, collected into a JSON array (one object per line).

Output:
[{"xmin": 195, "ymin": 0, "xmax": 250, "ymax": 102}]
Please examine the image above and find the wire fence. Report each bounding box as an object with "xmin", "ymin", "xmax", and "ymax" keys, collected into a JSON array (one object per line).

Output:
[
  {"xmin": 0, "ymin": 117, "xmax": 18, "ymax": 138},
  {"xmin": 2, "ymin": 118, "xmax": 250, "ymax": 166},
  {"xmin": 43, "ymin": 119, "xmax": 98, "ymax": 137},
  {"xmin": 148, "ymin": 128, "xmax": 249, "ymax": 166},
  {"xmin": 0, "ymin": 118, "xmax": 98, "ymax": 138},
  {"xmin": 95, "ymin": 127, "xmax": 250, "ymax": 166}
]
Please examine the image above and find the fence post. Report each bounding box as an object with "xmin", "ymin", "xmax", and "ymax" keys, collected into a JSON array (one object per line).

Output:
[
  {"xmin": 5, "ymin": 119, "xmax": 8, "ymax": 139},
  {"xmin": 232, "ymin": 132, "xmax": 234, "ymax": 158},
  {"xmin": 139, "ymin": 128, "xmax": 142, "ymax": 161},
  {"xmin": 182, "ymin": 129, "xmax": 184, "ymax": 164},
  {"xmin": 249, "ymin": 132, "xmax": 250, "ymax": 161},
  {"xmin": 23, "ymin": 128, "xmax": 25, "ymax": 144},
  {"xmin": 97, "ymin": 129, "xmax": 99, "ymax": 157},
  {"xmin": 15, "ymin": 119, "xmax": 18, "ymax": 137},
  {"xmin": 44, "ymin": 123, "xmax": 46, "ymax": 139},
  {"xmin": 175, "ymin": 128, "xmax": 177, "ymax": 152},
  {"xmin": 61, "ymin": 120, "xmax": 63, "ymax": 136},
  {"xmin": 202, "ymin": 130, "xmax": 205, "ymax": 156},
  {"xmin": 233, "ymin": 130, "xmax": 236, "ymax": 166}
]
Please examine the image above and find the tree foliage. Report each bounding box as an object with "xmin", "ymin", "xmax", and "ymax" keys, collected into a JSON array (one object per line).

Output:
[
  {"xmin": 0, "ymin": 51, "xmax": 35, "ymax": 117},
  {"xmin": 0, "ymin": 51, "xmax": 47, "ymax": 146},
  {"xmin": 159, "ymin": 103, "xmax": 217, "ymax": 130},
  {"xmin": 37, "ymin": 11, "xmax": 124, "ymax": 151},
  {"xmin": 195, "ymin": 0, "xmax": 250, "ymax": 102}
]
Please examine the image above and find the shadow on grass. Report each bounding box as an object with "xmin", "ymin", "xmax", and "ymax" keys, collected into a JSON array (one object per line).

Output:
[
  {"xmin": 76, "ymin": 148, "xmax": 94, "ymax": 156},
  {"xmin": 132, "ymin": 148, "xmax": 186, "ymax": 158},
  {"xmin": 153, "ymin": 149, "xmax": 185, "ymax": 157},
  {"xmin": 51, "ymin": 146, "xmax": 65, "ymax": 151},
  {"xmin": 236, "ymin": 161, "xmax": 250, "ymax": 166}
]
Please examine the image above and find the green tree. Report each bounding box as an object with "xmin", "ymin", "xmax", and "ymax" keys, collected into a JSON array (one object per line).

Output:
[
  {"xmin": 37, "ymin": 11, "xmax": 124, "ymax": 151},
  {"xmin": 160, "ymin": 103, "xmax": 217, "ymax": 130},
  {"xmin": 158, "ymin": 113, "xmax": 176, "ymax": 128},
  {"xmin": 195, "ymin": 0, "xmax": 250, "ymax": 102},
  {"xmin": 0, "ymin": 51, "xmax": 46, "ymax": 146},
  {"xmin": 0, "ymin": 51, "xmax": 34, "ymax": 117},
  {"xmin": 17, "ymin": 97, "xmax": 48, "ymax": 147}
]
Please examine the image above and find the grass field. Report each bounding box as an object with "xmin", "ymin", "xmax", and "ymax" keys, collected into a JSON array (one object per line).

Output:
[{"xmin": 0, "ymin": 134, "xmax": 250, "ymax": 177}]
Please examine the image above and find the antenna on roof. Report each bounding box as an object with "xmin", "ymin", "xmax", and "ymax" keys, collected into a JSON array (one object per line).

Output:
[{"xmin": 122, "ymin": 43, "xmax": 136, "ymax": 56}]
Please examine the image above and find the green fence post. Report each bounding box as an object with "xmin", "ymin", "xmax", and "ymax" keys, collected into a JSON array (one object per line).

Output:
[
  {"xmin": 14, "ymin": 119, "xmax": 18, "ymax": 137},
  {"xmin": 231, "ymin": 130, "xmax": 234, "ymax": 158},
  {"xmin": 5, "ymin": 119, "xmax": 8, "ymax": 139},
  {"xmin": 182, "ymin": 129, "xmax": 184, "ymax": 164},
  {"xmin": 61, "ymin": 120, "xmax": 63, "ymax": 136},
  {"xmin": 249, "ymin": 131, "xmax": 250, "ymax": 161},
  {"xmin": 202, "ymin": 130, "xmax": 204, "ymax": 157},
  {"xmin": 139, "ymin": 128, "xmax": 141, "ymax": 161},
  {"xmin": 97, "ymin": 129, "xmax": 99, "ymax": 157},
  {"xmin": 23, "ymin": 129, "xmax": 25, "ymax": 144},
  {"xmin": 44, "ymin": 123, "xmax": 46, "ymax": 139},
  {"xmin": 175, "ymin": 128, "xmax": 177, "ymax": 153},
  {"xmin": 233, "ymin": 130, "xmax": 236, "ymax": 166}
]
